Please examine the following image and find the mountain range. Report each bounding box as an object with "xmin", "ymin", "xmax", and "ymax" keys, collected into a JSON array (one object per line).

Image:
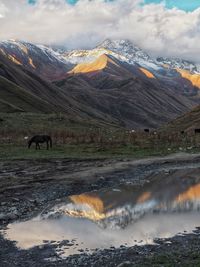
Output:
[{"xmin": 0, "ymin": 38, "xmax": 200, "ymax": 129}]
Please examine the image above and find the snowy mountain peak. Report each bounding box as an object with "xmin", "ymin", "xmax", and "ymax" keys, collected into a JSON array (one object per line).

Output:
[
  {"xmin": 61, "ymin": 38, "xmax": 158, "ymax": 70},
  {"xmin": 98, "ymin": 38, "xmax": 146, "ymax": 55},
  {"xmin": 61, "ymin": 38, "xmax": 200, "ymax": 74},
  {"xmin": 97, "ymin": 38, "xmax": 136, "ymax": 50},
  {"xmin": 97, "ymin": 38, "xmax": 151, "ymax": 63}
]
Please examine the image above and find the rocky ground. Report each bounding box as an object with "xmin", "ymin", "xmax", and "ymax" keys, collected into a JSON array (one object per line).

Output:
[{"xmin": 1, "ymin": 153, "xmax": 200, "ymax": 266}]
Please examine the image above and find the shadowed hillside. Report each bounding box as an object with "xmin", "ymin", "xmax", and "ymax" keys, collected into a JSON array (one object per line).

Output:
[
  {"xmin": 57, "ymin": 54, "xmax": 197, "ymax": 128},
  {"xmin": 0, "ymin": 53, "xmax": 120, "ymax": 127},
  {"xmin": 163, "ymin": 105, "xmax": 200, "ymax": 132},
  {"xmin": 0, "ymin": 76, "xmax": 53, "ymax": 113},
  {"xmin": 0, "ymin": 40, "xmax": 73, "ymax": 80},
  {"xmin": 0, "ymin": 49, "xmax": 200, "ymax": 129}
]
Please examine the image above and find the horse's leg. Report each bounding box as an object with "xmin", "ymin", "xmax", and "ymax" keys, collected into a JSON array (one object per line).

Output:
[
  {"xmin": 46, "ymin": 141, "xmax": 49, "ymax": 150},
  {"xmin": 28, "ymin": 141, "xmax": 31, "ymax": 149},
  {"xmin": 38, "ymin": 143, "xmax": 40, "ymax": 150},
  {"xmin": 35, "ymin": 143, "xmax": 37, "ymax": 150}
]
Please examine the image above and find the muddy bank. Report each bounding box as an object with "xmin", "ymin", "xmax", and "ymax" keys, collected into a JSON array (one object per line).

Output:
[{"xmin": 1, "ymin": 153, "xmax": 200, "ymax": 266}]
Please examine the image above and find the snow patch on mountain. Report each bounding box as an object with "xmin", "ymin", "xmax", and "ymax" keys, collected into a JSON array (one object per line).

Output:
[
  {"xmin": 62, "ymin": 39, "xmax": 200, "ymax": 74},
  {"xmin": 0, "ymin": 39, "xmax": 71, "ymax": 65},
  {"xmin": 62, "ymin": 39, "xmax": 160, "ymax": 71},
  {"xmin": 157, "ymin": 57, "xmax": 200, "ymax": 73}
]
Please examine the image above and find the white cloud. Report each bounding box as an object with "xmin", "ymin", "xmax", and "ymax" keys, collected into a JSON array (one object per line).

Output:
[
  {"xmin": 0, "ymin": 0, "xmax": 200, "ymax": 62},
  {"xmin": 0, "ymin": 2, "xmax": 8, "ymax": 18}
]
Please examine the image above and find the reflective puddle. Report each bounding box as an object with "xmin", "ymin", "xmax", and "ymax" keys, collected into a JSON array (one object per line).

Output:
[{"xmin": 2, "ymin": 168, "xmax": 200, "ymax": 257}]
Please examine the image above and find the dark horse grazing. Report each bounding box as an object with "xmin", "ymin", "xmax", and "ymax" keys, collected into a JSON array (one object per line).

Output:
[{"xmin": 28, "ymin": 135, "xmax": 52, "ymax": 150}]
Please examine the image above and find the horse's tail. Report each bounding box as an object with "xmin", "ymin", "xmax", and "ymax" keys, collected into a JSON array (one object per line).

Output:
[{"xmin": 49, "ymin": 136, "xmax": 52, "ymax": 148}]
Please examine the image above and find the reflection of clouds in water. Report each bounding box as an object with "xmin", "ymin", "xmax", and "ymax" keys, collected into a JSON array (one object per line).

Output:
[
  {"xmin": 3, "ymin": 170, "xmax": 200, "ymax": 257},
  {"xmin": 3, "ymin": 212, "xmax": 200, "ymax": 257},
  {"xmin": 44, "ymin": 180, "xmax": 200, "ymax": 229}
]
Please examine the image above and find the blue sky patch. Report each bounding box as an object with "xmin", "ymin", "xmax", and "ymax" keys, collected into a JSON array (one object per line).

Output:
[
  {"xmin": 28, "ymin": 0, "xmax": 36, "ymax": 4},
  {"xmin": 28, "ymin": 0, "xmax": 200, "ymax": 12},
  {"xmin": 144, "ymin": 0, "xmax": 200, "ymax": 12}
]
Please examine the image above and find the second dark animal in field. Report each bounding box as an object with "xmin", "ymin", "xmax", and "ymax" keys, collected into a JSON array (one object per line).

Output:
[{"xmin": 28, "ymin": 135, "xmax": 52, "ymax": 150}]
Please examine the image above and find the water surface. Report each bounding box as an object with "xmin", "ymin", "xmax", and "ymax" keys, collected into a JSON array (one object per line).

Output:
[{"xmin": 2, "ymin": 168, "xmax": 200, "ymax": 257}]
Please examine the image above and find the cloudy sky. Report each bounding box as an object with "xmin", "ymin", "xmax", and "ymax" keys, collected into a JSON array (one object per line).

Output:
[{"xmin": 0, "ymin": 0, "xmax": 200, "ymax": 61}]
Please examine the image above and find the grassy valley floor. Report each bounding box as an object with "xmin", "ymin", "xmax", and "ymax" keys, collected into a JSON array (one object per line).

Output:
[{"xmin": 0, "ymin": 143, "xmax": 177, "ymax": 160}]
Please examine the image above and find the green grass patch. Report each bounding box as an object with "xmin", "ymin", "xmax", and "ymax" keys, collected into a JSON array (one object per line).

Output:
[
  {"xmin": 0, "ymin": 143, "xmax": 192, "ymax": 160},
  {"xmin": 0, "ymin": 112, "xmax": 200, "ymax": 160}
]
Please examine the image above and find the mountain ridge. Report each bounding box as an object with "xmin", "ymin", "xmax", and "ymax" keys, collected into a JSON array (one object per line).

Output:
[
  {"xmin": 63, "ymin": 38, "xmax": 200, "ymax": 74},
  {"xmin": 1, "ymin": 39, "xmax": 200, "ymax": 129}
]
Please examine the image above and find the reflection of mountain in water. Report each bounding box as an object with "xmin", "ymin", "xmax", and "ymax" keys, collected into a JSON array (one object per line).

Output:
[{"xmin": 42, "ymin": 169, "xmax": 200, "ymax": 229}]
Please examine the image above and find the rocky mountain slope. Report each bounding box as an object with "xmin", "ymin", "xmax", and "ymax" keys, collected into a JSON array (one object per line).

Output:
[
  {"xmin": 57, "ymin": 54, "xmax": 196, "ymax": 128},
  {"xmin": 0, "ymin": 53, "xmax": 124, "ymax": 127},
  {"xmin": 0, "ymin": 40, "xmax": 73, "ymax": 81},
  {"xmin": 0, "ymin": 53, "xmax": 86, "ymax": 117},
  {"xmin": 1, "ymin": 38, "xmax": 200, "ymax": 129},
  {"xmin": 2, "ymin": 39, "xmax": 199, "ymax": 80},
  {"xmin": 65, "ymin": 40, "xmax": 200, "ymax": 96},
  {"xmin": 63, "ymin": 39, "xmax": 200, "ymax": 74},
  {"xmin": 163, "ymin": 104, "xmax": 200, "ymax": 132}
]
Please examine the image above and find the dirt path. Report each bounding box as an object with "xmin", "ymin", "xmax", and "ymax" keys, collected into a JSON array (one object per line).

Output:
[{"xmin": 52, "ymin": 152, "xmax": 200, "ymax": 180}]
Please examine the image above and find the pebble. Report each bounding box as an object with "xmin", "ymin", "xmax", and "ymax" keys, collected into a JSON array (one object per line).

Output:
[{"xmin": 117, "ymin": 262, "xmax": 132, "ymax": 267}]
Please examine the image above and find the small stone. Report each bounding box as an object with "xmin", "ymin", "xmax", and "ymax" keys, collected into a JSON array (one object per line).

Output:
[
  {"xmin": 117, "ymin": 261, "xmax": 132, "ymax": 267},
  {"xmin": 0, "ymin": 213, "xmax": 6, "ymax": 220},
  {"xmin": 0, "ymin": 212, "xmax": 17, "ymax": 221}
]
